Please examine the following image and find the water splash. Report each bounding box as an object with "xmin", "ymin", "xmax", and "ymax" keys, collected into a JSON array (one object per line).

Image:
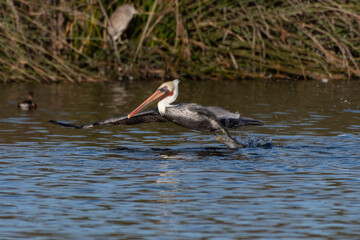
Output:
[{"xmin": 238, "ymin": 136, "xmax": 272, "ymax": 148}]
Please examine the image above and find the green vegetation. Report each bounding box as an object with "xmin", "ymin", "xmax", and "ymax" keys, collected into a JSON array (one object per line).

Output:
[{"xmin": 1, "ymin": 0, "xmax": 360, "ymax": 83}]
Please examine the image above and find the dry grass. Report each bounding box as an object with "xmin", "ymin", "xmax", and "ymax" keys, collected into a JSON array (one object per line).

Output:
[{"xmin": 1, "ymin": 0, "xmax": 360, "ymax": 82}]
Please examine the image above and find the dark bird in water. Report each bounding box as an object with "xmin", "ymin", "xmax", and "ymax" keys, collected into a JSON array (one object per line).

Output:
[
  {"xmin": 18, "ymin": 91, "xmax": 37, "ymax": 110},
  {"xmin": 49, "ymin": 80, "xmax": 264, "ymax": 148}
]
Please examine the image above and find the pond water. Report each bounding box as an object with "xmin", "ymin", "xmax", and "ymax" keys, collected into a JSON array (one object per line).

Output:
[{"xmin": 0, "ymin": 79, "xmax": 359, "ymax": 239}]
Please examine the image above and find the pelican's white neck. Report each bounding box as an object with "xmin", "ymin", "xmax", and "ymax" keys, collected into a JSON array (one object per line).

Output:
[{"xmin": 158, "ymin": 79, "xmax": 179, "ymax": 115}]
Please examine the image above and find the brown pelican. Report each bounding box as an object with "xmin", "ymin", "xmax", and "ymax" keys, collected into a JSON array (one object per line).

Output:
[
  {"xmin": 49, "ymin": 80, "xmax": 263, "ymax": 148},
  {"xmin": 18, "ymin": 91, "xmax": 37, "ymax": 110}
]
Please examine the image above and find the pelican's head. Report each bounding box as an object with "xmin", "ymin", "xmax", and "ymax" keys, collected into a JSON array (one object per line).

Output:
[{"xmin": 128, "ymin": 79, "xmax": 180, "ymax": 118}]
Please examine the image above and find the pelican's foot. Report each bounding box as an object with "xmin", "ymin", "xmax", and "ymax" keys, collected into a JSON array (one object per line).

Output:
[
  {"xmin": 212, "ymin": 130, "xmax": 245, "ymax": 149},
  {"xmin": 213, "ymin": 134, "xmax": 227, "ymax": 144}
]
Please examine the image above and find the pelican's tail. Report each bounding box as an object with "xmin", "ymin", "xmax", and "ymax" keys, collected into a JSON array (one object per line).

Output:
[
  {"xmin": 220, "ymin": 116, "xmax": 264, "ymax": 129},
  {"xmin": 238, "ymin": 116, "xmax": 264, "ymax": 126}
]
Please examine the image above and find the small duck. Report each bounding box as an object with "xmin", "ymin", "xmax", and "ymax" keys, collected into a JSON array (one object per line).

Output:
[{"xmin": 18, "ymin": 91, "xmax": 37, "ymax": 110}]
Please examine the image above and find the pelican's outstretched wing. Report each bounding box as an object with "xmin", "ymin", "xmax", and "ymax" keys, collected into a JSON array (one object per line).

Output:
[{"xmin": 49, "ymin": 108, "xmax": 168, "ymax": 129}]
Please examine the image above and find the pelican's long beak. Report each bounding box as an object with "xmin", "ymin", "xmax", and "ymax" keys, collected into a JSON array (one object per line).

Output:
[{"xmin": 127, "ymin": 88, "xmax": 169, "ymax": 118}]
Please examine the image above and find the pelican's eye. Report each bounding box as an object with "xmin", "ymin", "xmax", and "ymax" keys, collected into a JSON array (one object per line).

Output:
[{"xmin": 159, "ymin": 86, "xmax": 170, "ymax": 93}]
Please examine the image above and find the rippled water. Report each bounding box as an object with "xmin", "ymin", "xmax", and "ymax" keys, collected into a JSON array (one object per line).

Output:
[{"xmin": 1, "ymin": 80, "xmax": 360, "ymax": 239}]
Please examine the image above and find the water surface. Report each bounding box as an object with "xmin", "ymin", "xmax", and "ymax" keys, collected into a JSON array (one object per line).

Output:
[{"xmin": 0, "ymin": 80, "xmax": 359, "ymax": 239}]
